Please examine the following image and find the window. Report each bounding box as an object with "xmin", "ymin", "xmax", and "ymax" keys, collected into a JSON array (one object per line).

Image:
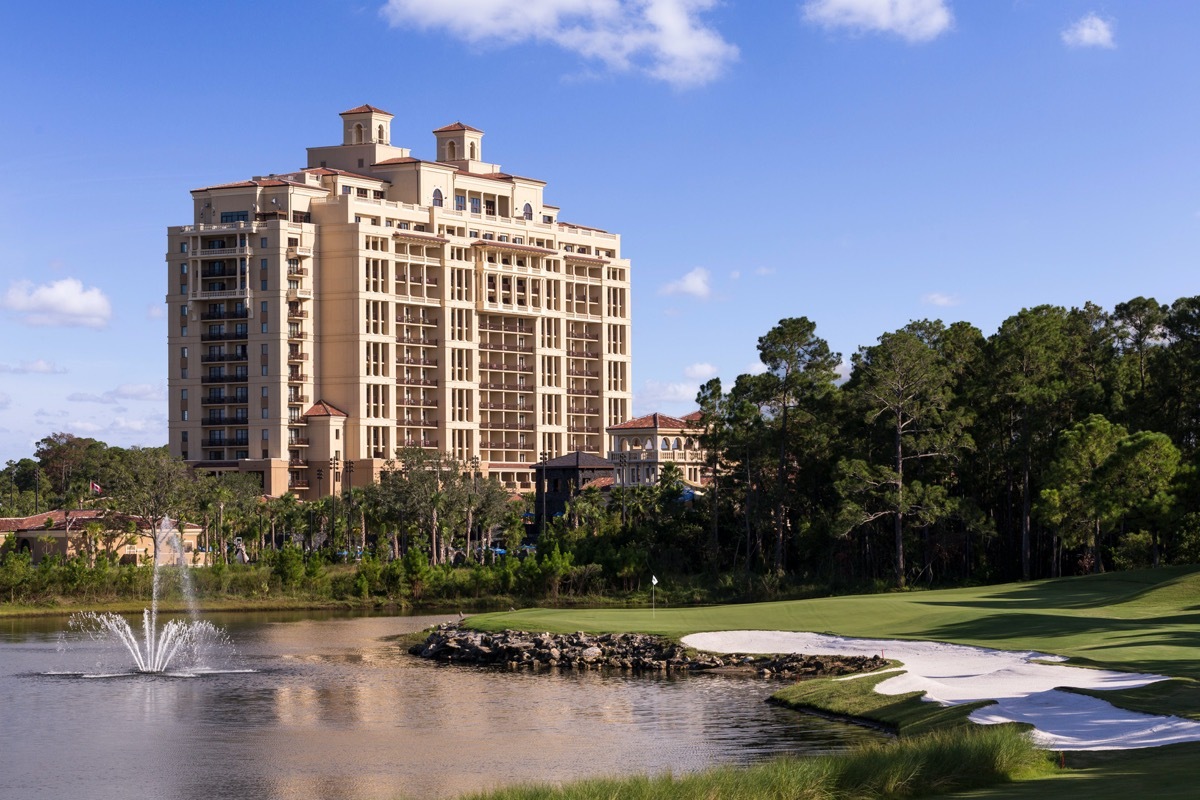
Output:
[
  {"xmin": 356, "ymin": 188, "xmax": 368, "ymax": 198},
  {"xmin": 262, "ymin": 387, "xmax": 269, "ymax": 397},
  {"xmin": 261, "ymin": 237, "xmax": 268, "ymax": 248},
  {"xmin": 260, "ymin": 258, "xmax": 268, "ymax": 269},
  {"xmin": 181, "ymin": 305, "xmax": 188, "ymax": 316},
  {"xmin": 220, "ymin": 211, "xmax": 248, "ymax": 223},
  {"xmin": 262, "ymin": 408, "xmax": 269, "ymax": 419},
  {"xmin": 260, "ymin": 301, "xmax": 268, "ymax": 313},
  {"xmin": 261, "ymin": 280, "xmax": 268, "ymax": 291},
  {"xmin": 180, "ymin": 263, "xmax": 188, "ymax": 274},
  {"xmin": 373, "ymin": 190, "xmax": 384, "ymax": 200},
  {"xmin": 523, "ymin": 203, "xmax": 533, "ymax": 220},
  {"xmin": 432, "ymin": 189, "xmax": 443, "ymax": 208},
  {"xmin": 180, "ymin": 283, "xmax": 187, "ymax": 295},
  {"xmin": 261, "ymin": 344, "xmax": 269, "ymax": 355},
  {"xmin": 182, "ymin": 410, "xmax": 188, "ymax": 421},
  {"xmin": 342, "ymin": 186, "xmax": 351, "ymax": 195},
  {"xmin": 180, "ymin": 326, "xmax": 187, "ymax": 337},
  {"xmin": 543, "ymin": 215, "xmax": 553, "ymax": 224},
  {"xmin": 470, "ymin": 197, "xmax": 481, "ymax": 214},
  {"xmin": 455, "ymin": 194, "xmax": 466, "ymax": 211},
  {"xmin": 181, "ymin": 389, "xmax": 188, "ymax": 400},
  {"xmin": 262, "ymin": 429, "xmax": 270, "ymax": 440},
  {"xmin": 181, "ymin": 346, "xmax": 188, "ymax": 358},
  {"xmin": 262, "ymin": 366, "xmax": 269, "ymax": 376},
  {"xmin": 262, "ymin": 322, "xmax": 268, "ymax": 333}
]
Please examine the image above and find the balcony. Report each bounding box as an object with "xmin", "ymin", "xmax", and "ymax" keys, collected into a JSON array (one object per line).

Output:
[
  {"xmin": 396, "ymin": 335, "xmax": 438, "ymax": 345},
  {"xmin": 287, "ymin": 330, "xmax": 309, "ymax": 342},
  {"xmin": 481, "ymin": 382, "xmax": 527, "ymax": 391},
  {"xmin": 286, "ymin": 373, "xmax": 308, "ymax": 383},
  {"xmin": 398, "ymin": 397, "xmax": 438, "ymax": 407},
  {"xmin": 568, "ymin": 425, "xmax": 600, "ymax": 433},
  {"xmin": 481, "ymin": 401, "xmax": 529, "ymax": 411},
  {"xmin": 288, "ymin": 479, "xmax": 310, "ymax": 490},
  {"xmin": 481, "ymin": 422, "xmax": 534, "ymax": 431},
  {"xmin": 396, "ymin": 376, "xmax": 438, "ymax": 387},
  {"xmin": 480, "ymin": 322, "xmax": 531, "ymax": 333},
  {"xmin": 200, "ymin": 353, "xmax": 247, "ymax": 363},
  {"xmin": 566, "ymin": 330, "xmax": 600, "ymax": 341},
  {"xmin": 287, "ymin": 309, "xmax": 309, "ymax": 320},
  {"xmin": 200, "ymin": 438, "xmax": 229, "ymax": 448},
  {"xmin": 568, "ymin": 388, "xmax": 600, "ymax": 397},
  {"xmin": 287, "ymin": 394, "xmax": 310, "ymax": 405},
  {"xmin": 397, "ymin": 357, "xmax": 437, "ymax": 366},
  {"xmin": 200, "ymin": 395, "xmax": 228, "ymax": 405},
  {"xmin": 567, "ymin": 349, "xmax": 598, "ymax": 359},
  {"xmin": 288, "ymin": 458, "xmax": 308, "ymax": 468},
  {"xmin": 287, "ymin": 351, "xmax": 310, "ymax": 363},
  {"xmin": 288, "ymin": 438, "xmax": 310, "ymax": 447},
  {"xmin": 397, "ymin": 316, "xmax": 437, "ymax": 326},
  {"xmin": 199, "ymin": 267, "xmax": 237, "ymax": 279},
  {"xmin": 286, "ymin": 288, "xmax": 314, "ymax": 301},
  {"xmin": 287, "ymin": 245, "xmax": 313, "ymax": 258},
  {"xmin": 401, "ymin": 439, "xmax": 438, "ymax": 448},
  {"xmin": 201, "ymin": 416, "xmax": 229, "ymax": 427},
  {"xmin": 567, "ymin": 369, "xmax": 599, "ymax": 378},
  {"xmin": 400, "ymin": 418, "xmax": 438, "ymax": 428},
  {"xmin": 286, "ymin": 266, "xmax": 310, "ymax": 278},
  {"xmin": 479, "ymin": 342, "xmax": 534, "ymax": 353},
  {"xmin": 200, "ymin": 331, "xmax": 249, "ymax": 342},
  {"xmin": 201, "ymin": 374, "xmax": 249, "ymax": 384}
]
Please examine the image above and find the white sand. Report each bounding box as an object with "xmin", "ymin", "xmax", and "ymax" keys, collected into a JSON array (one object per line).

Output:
[{"xmin": 681, "ymin": 630, "xmax": 1200, "ymax": 750}]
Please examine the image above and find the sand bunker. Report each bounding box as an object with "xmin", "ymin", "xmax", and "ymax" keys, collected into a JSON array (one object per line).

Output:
[{"xmin": 681, "ymin": 630, "xmax": 1200, "ymax": 750}]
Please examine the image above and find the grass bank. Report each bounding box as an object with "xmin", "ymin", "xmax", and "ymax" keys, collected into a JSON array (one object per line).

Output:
[{"xmin": 453, "ymin": 725, "xmax": 1049, "ymax": 800}]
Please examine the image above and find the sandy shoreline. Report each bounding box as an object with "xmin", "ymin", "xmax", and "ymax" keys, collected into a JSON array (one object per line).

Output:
[{"xmin": 681, "ymin": 630, "xmax": 1200, "ymax": 750}]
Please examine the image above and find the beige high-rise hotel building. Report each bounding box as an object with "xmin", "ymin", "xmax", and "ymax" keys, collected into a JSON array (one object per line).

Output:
[{"xmin": 166, "ymin": 105, "xmax": 632, "ymax": 497}]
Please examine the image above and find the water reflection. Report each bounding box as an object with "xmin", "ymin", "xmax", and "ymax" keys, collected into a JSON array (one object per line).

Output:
[{"xmin": 1, "ymin": 613, "xmax": 885, "ymax": 800}]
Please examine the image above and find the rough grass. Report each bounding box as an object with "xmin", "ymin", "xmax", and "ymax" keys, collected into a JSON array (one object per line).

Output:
[
  {"xmin": 453, "ymin": 725, "xmax": 1049, "ymax": 800},
  {"xmin": 770, "ymin": 670, "xmax": 997, "ymax": 737}
]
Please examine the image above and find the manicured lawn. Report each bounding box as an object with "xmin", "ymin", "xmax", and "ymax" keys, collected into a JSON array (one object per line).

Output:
[{"xmin": 470, "ymin": 565, "xmax": 1200, "ymax": 685}]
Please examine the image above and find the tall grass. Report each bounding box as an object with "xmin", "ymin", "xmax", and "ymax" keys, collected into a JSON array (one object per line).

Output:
[{"xmin": 454, "ymin": 725, "xmax": 1049, "ymax": 800}]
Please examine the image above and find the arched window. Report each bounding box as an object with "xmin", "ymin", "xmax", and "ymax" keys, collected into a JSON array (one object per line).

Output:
[
  {"xmin": 674, "ymin": 438, "xmax": 682, "ymax": 450},
  {"xmin": 662, "ymin": 438, "xmax": 671, "ymax": 450},
  {"xmin": 469, "ymin": 142, "xmax": 477, "ymax": 160},
  {"xmin": 377, "ymin": 124, "xmax": 385, "ymax": 142},
  {"xmin": 523, "ymin": 203, "xmax": 533, "ymax": 220},
  {"xmin": 354, "ymin": 123, "xmax": 364, "ymax": 144},
  {"xmin": 447, "ymin": 141, "xmax": 457, "ymax": 160},
  {"xmin": 646, "ymin": 438, "xmax": 655, "ymax": 450},
  {"xmin": 621, "ymin": 439, "xmax": 630, "ymax": 451},
  {"xmin": 432, "ymin": 188, "xmax": 443, "ymax": 208}
]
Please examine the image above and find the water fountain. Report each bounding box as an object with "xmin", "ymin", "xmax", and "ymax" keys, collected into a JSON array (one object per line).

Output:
[{"xmin": 68, "ymin": 518, "xmax": 232, "ymax": 676}]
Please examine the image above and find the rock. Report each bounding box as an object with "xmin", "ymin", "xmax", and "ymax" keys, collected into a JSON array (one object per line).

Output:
[{"xmin": 581, "ymin": 646, "xmax": 602, "ymax": 662}]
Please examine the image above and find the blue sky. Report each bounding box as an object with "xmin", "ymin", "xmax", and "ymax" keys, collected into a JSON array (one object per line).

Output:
[{"xmin": 1, "ymin": 1, "xmax": 1198, "ymax": 463}]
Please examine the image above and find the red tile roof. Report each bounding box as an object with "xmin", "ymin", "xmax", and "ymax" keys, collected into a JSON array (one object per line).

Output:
[
  {"xmin": 608, "ymin": 412, "xmax": 699, "ymax": 431},
  {"xmin": 681, "ymin": 410, "xmax": 703, "ymax": 422},
  {"xmin": 582, "ymin": 476, "xmax": 616, "ymax": 491},
  {"xmin": 471, "ymin": 240, "xmax": 556, "ymax": 256},
  {"xmin": 192, "ymin": 177, "xmax": 311, "ymax": 192},
  {"xmin": 433, "ymin": 121, "xmax": 483, "ymax": 133},
  {"xmin": 305, "ymin": 400, "xmax": 349, "ymax": 418},
  {"xmin": 341, "ymin": 104, "xmax": 393, "ymax": 116},
  {"xmin": 374, "ymin": 157, "xmax": 422, "ymax": 165}
]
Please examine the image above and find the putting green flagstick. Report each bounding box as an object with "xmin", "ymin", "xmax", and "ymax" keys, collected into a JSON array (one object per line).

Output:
[{"xmin": 651, "ymin": 574, "xmax": 658, "ymax": 616}]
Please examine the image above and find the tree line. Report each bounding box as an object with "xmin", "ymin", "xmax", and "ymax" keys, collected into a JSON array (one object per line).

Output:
[{"xmin": 693, "ymin": 296, "xmax": 1200, "ymax": 588}]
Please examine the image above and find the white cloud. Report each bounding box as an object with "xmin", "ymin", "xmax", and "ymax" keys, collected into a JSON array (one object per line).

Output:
[
  {"xmin": 659, "ymin": 267, "xmax": 712, "ymax": 298},
  {"xmin": 745, "ymin": 360, "xmax": 769, "ymax": 375},
  {"xmin": 146, "ymin": 304, "xmax": 165, "ymax": 320},
  {"xmin": 683, "ymin": 362, "xmax": 719, "ymax": 380},
  {"xmin": 922, "ymin": 292, "xmax": 959, "ymax": 307},
  {"xmin": 802, "ymin": 0, "xmax": 953, "ymax": 43},
  {"xmin": 67, "ymin": 383, "xmax": 166, "ymax": 405},
  {"xmin": 835, "ymin": 358, "xmax": 852, "ymax": 383},
  {"xmin": 1062, "ymin": 13, "xmax": 1115, "ymax": 49},
  {"xmin": 754, "ymin": 266, "xmax": 775, "ymax": 276},
  {"xmin": 639, "ymin": 379, "xmax": 701, "ymax": 406},
  {"xmin": 1, "ymin": 278, "xmax": 112, "ymax": 328},
  {"xmin": 0, "ymin": 393, "xmax": 9, "ymax": 411},
  {"xmin": 0, "ymin": 359, "xmax": 67, "ymax": 374},
  {"xmin": 730, "ymin": 270, "xmax": 741, "ymax": 280},
  {"xmin": 381, "ymin": 0, "xmax": 739, "ymax": 88}
]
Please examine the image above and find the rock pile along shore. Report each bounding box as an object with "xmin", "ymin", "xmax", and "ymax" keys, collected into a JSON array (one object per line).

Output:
[{"xmin": 409, "ymin": 624, "xmax": 888, "ymax": 678}]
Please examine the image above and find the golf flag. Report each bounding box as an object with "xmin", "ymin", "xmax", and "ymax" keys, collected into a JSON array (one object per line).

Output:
[
  {"xmin": 90, "ymin": 482, "xmax": 102, "ymax": 494},
  {"xmin": 651, "ymin": 575, "xmax": 658, "ymax": 586}
]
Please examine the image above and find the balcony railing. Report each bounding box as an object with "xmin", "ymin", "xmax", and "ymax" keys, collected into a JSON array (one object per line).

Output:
[
  {"xmin": 400, "ymin": 418, "xmax": 438, "ymax": 427},
  {"xmin": 200, "ymin": 309, "xmax": 249, "ymax": 321},
  {"xmin": 200, "ymin": 353, "xmax": 247, "ymax": 363},
  {"xmin": 479, "ymin": 322, "xmax": 531, "ymax": 333},
  {"xmin": 198, "ymin": 246, "xmax": 251, "ymax": 258},
  {"xmin": 481, "ymin": 422, "xmax": 534, "ymax": 431},
  {"xmin": 396, "ymin": 376, "xmax": 438, "ymax": 387},
  {"xmin": 200, "ymin": 395, "xmax": 228, "ymax": 405},
  {"xmin": 398, "ymin": 397, "xmax": 438, "ymax": 407},
  {"xmin": 397, "ymin": 357, "xmax": 437, "ymax": 366},
  {"xmin": 396, "ymin": 336, "xmax": 438, "ymax": 345},
  {"xmin": 287, "ymin": 352, "xmax": 310, "ymax": 362},
  {"xmin": 397, "ymin": 316, "xmax": 437, "ymax": 326},
  {"xmin": 200, "ymin": 331, "xmax": 249, "ymax": 342},
  {"xmin": 286, "ymin": 373, "xmax": 308, "ymax": 383},
  {"xmin": 479, "ymin": 342, "xmax": 534, "ymax": 353},
  {"xmin": 288, "ymin": 438, "xmax": 310, "ymax": 447},
  {"xmin": 201, "ymin": 374, "xmax": 249, "ymax": 384}
]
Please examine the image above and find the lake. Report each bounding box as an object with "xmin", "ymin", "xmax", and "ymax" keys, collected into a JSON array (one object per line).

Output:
[{"xmin": 0, "ymin": 611, "xmax": 885, "ymax": 799}]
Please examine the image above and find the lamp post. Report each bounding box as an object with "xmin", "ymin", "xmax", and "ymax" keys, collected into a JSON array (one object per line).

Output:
[
  {"xmin": 539, "ymin": 450, "xmax": 550, "ymax": 540},
  {"xmin": 329, "ymin": 457, "xmax": 338, "ymax": 555},
  {"xmin": 618, "ymin": 452, "xmax": 628, "ymax": 529},
  {"xmin": 343, "ymin": 460, "xmax": 355, "ymax": 559}
]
